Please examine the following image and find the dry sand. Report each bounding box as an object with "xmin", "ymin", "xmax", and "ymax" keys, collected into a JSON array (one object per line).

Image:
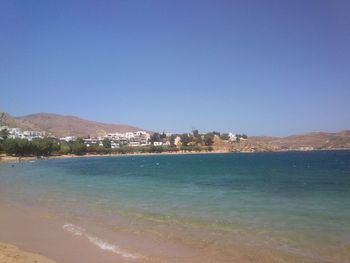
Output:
[{"xmin": 0, "ymin": 242, "xmax": 55, "ymax": 263}]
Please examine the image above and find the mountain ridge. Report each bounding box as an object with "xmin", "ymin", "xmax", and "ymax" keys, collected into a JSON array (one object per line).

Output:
[
  {"xmin": 0, "ymin": 112, "xmax": 142, "ymax": 137},
  {"xmin": 1, "ymin": 112, "xmax": 350, "ymax": 150}
]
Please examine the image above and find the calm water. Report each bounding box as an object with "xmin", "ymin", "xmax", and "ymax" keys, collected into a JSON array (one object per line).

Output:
[{"xmin": 1, "ymin": 151, "xmax": 350, "ymax": 262}]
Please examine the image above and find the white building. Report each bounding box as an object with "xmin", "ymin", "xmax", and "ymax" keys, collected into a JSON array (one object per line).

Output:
[
  {"xmin": 22, "ymin": 130, "xmax": 46, "ymax": 140},
  {"xmin": 174, "ymin": 136, "xmax": 181, "ymax": 146},
  {"xmin": 59, "ymin": 136, "xmax": 76, "ymax": 142},
  {"xmin": 228, "ymin": 133, "xmax": 237, "ymax": 141},
  {"xmin": 125, "ymin": 132, "xmax": 135, "ymax": 139},
  {"xmin": 129, "ymin": 141, "xmax": 141, "ymax": 147},
  {"xmin": 7, "ymin": 128, "xmax": 22, "ymax": 139}
]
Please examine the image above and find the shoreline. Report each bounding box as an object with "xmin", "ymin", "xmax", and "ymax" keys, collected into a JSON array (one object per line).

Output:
[
  {"xmin": 1, "ymin": 148, "xmax": 350, "ymax": 164},
  {"xmin": 0, "ymin": 151, "xmax": 228, "ymax": 164},
  {"xmin": 0, "ymin": 202, "xmax": 235, "ymax": 263},
  {"xmin": 0, "ymin": 242, "xmax": 56, "ymax": 263},
  {"xmin": 0, "ymin": 203, "xmax": 138, "ymax": 263}
]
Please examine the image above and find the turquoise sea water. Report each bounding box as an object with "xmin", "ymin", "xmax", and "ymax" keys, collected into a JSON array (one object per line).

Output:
[{"xmin": 1, "ymin": 151, "xmax": 350, "ymax": 262}]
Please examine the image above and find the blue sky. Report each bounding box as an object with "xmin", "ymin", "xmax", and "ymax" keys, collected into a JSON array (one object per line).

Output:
[{"xmin": 1, "ymin": 0, "xmax": 349, "ymax": 136}]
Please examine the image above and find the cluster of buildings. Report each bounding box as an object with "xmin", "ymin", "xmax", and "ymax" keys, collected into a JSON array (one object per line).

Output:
[
  {"xmin": 0, "ymin": 125, "xmax": 168, "ymax": 148},
  {"xmin": 0, "ymin": 126, "xmax": 46, "ymax": 141},
  {"xmin": 0, "ymin": 125, "xmax": 242, "ymax": 148},
  {"xmin": 81, "ymin": 131, "xmax": 152, "ymax": 148},
  {"xmin": 0, "ymin": 126, "xmax": 157, "ymax": 148}
]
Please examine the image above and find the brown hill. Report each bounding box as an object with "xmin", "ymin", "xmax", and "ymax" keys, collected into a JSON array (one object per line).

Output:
[
  {"xmin": 0, "ymin": 112, "xmax": 142, "ymax": 137},
  {"xmin": 1, "ymin": 111, "xmax": 349, "ymax": 151},
  {"xmin": 246, "ymin": 131, "xmax": 350, "ymax": 151},
  {"xmin": 212, "ymin": 132, "xmax": 350, "ymax": 152}
]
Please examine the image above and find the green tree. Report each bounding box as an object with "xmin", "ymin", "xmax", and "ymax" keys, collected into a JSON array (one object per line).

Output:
[
  {"xmin": 59, "ymin": 142, "xmax": 71, "ymax": 154},
  {"xmin": 180, "ymin": 134, "xmax": 191, "ymax": 146},
  {"xmin": 3, "ymin": 138, "xmax": 32, "ymax": 156},
  {"xmin": 149, "ymin": 146, "xmax": 164, "ymax": 153},
  {"xmin": 192, "ymin": 129, "xmax": 199, "ymax": 138},
  {"xmin": 2, "ymin": 138, "xmax": 33, "ymax": 156},
  {"xmin": 220, "ymin": 133, "xmax": 230, "ymax": 140},
  {"xmin": 17, "ymin": 139, "xmax": 32, "ymax": 156},
  {"xmin": 0, "ymin": 128, "xmax": 9, "ymax": 140},
  {"xmin": 102, "ymin": 138, "xmax": 111, "ymax": 148},
  {"xmin": 52, "ymin": 141, "xmax": 60, "ymax": 153},
  {"xmin": 70, "ymin": 141, "xmax": 87, "ymax": 155},
  {"xmin": 32, "ymin": 138, "xmax": 54, "ymax": 156},
  {"xmin": 76, "ymin": 138, "xmax": 85, "ymax": 144},
  {"xmin": 150, "ymin": 133, "xmax": 161, "ymax": 143},
  {"xmin": 2, "ymin": 138, "xmax": 19, "ymax": 156}
]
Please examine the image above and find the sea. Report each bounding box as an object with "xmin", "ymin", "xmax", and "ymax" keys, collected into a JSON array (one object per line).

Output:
[{"xmin": 1, "ymin": 151, "xmax": 350, "ymax": 262}]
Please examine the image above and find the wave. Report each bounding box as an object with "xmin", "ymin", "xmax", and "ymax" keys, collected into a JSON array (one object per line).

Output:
[{"xmin": 62, "ymin": 223, "xmax": 143, "ymax": 260}]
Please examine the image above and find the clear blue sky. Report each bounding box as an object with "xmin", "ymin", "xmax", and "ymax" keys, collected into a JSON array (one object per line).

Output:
[{"xmin": 1, "ymin": 0, "xmax": 349, "ymax": 136}]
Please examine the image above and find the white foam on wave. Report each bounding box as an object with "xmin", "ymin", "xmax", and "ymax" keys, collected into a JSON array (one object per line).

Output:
[
  {"xmin": 63, "ymin": 223, "xmax": 84, "ymax": 236},
  {"xmin": 62, "ymin": 223, "xmax": 143, "ymax": 260}
]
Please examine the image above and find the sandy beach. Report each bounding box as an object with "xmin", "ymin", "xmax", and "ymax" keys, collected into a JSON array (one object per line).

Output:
[
  {"xmin": 0, "ymin": 242, "xmax": 55, "ymax": 263},
  {"xmin": 0, "ymin": 204, "xmax": 147, "ymax": 263},
  {"xmin": 0, "ymin": 150, "xmax": 229, "ymax": 164}
]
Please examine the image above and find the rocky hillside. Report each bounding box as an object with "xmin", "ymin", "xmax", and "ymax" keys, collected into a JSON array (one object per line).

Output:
[
  {"xmin": 249, "ymin": 131, "xmax": 350, "ymax": 151},
  {"xmin": 0, "ymin": 112, "xmax": 142, "ymax": 137},
  {"xmin": 219, "ymin": 131, "xmax": 350, "ymax": 152}
]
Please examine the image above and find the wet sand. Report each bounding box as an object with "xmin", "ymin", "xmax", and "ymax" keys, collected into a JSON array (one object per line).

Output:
[
  {"xmin": 0, "ymin": 201, "xmax": 258, "ymax": 263},
  {"xmin": 0, "ymin": 204, "xmax": 140, "ymax": 263},
  {"xmin": 0, "ymin": 202, "xmax": 301, "ymax": 263},
  {"xmin": 0, "ymin": 203, "xmax": 216, "ymax": 263}
]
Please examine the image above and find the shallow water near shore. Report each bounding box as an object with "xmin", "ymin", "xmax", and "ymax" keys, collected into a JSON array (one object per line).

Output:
[{"xmin": 1, "ymin": 151, "xmax": 350, "ymax": 262}]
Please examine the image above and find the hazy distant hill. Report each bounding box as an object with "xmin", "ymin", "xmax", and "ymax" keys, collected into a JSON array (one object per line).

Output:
[
  {"xmin": 244, "ymin": 131, "xmax": 350, "ymax": 151},
  {"xmin": 212, "ymin": 131, "xmax": 350, "ymax": 152},
  {"xmin": 0, "ymin": 112, "xmax": 142, "ymax": 137}
]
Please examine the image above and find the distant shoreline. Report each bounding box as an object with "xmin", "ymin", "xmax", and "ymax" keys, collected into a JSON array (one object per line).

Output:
[
  {"xmin": 1, "ymin": 148, "xmax": 350, "ymax": 164},
  {"xmin": 0, "ymin": 151, "xmax": 221, "ymax": 164},
  {"xmin": 0, "ymin": 151, "xmax": 227, "ymax": 164}
]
